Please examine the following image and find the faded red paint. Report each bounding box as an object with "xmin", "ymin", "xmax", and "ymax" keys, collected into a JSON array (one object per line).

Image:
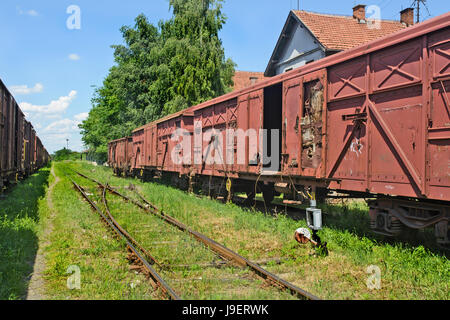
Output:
[
  {"xmin": 0, "ymin": 79, "xmax": 49, "ymax": 187},
  {"xmin": 110, "ymin": 12, "xmax": 450, "ymax": 203}
]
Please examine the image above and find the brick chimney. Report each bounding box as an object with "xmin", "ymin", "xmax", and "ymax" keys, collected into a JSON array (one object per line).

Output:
[
  {"xmin": 400, "ymin": 8, "xmax": 414, "ymax": 27},
  {"xmin": 353, "ymin": 4, "xmax": 366, "ymax": 22}
]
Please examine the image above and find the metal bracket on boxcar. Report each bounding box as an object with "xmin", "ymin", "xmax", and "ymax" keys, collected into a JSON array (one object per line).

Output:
[{"xmin": 341, "ymin": 112, "xmax": 367, "ymax": 122}]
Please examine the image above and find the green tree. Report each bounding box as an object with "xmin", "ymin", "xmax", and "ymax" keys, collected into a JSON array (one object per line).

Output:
[
  {"xmin": 52, "ymin": 148, "xmax": 81, "ymax": 161},
  {"xmin": 80, "ymin": 0, "xmax": 235, "ymax": 158}
]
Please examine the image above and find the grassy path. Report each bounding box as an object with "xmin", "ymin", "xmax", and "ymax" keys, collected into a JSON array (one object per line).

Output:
[
  {"xmin": 0, "ymin": 166, "xmax": 51, "ymax": 300},
  {"xmin": 26, "ymin": 165, "xmax": 59, "ymax": 300}
]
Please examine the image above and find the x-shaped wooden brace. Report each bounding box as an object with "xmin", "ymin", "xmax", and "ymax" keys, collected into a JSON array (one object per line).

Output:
[
  {"xmin": 435, "ymin": 48, "xmax": 450, "ymax": 75},
  {"xmin": 228, "ymin": 106, "xmax": 238, "ymax": 121},
  {"xmin": 377, "ymin": 47, "xmax": 419, "ymax": 88},
  {"xmin": 440, "ymin": 80, "xmax": 450, "ymax": 116},
  {"xmin": 216, "ymin": 113, "xmax": 226, "ymax": 124},
  {"xmin": 328, "ymin": 101, "xmax": 424, "ymax": 196},
  {"xmin": 333, "ymin": 64, "xmax": 365, "ymax": 98}
]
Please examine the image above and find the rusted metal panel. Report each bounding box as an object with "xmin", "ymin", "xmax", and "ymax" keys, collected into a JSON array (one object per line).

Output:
[
  {"xmin": 282, "ymin": 76, "xmax": 302, "ymax": 175},
  {"xmin": 109, "ymin": 137, "xmax": 132, "ymax": 171},
  {"xmin": 326, "ymin": 26, "xmax": 449, "ymax": 201},
  {"xmin": 326, "ymin": 96, "xmax": 367, "ymax": 191},
  {"xmin": 123, "ymin": 13, "xmax": 449, "ymax": 205},
  {"xmin": 368, "ymin": 86, "xmax": 425, "ymax": 197},
  {"xmin": 0, "ymin": 77, "xmax": 49, "ymax": 184},
  {"xmin": 328, "ymin": 56, "xmax": 367, "ymax": 102},
  {"xmin": 132, "ymin": 129, "xmax": 144, "ymax": 170},
  {"xmin": 297, "ymin": 69, "xmax": 327, "ymax": 179},
  {"xmin": 427, "ymin": 28, "xmax": 450, "ymax": 200},
  {"xmin": 370, "ymin": 39, "xmax": 423, "ymax": 93},
  {"xmin": 247, "ymin": 90, "xmax": 264, "ymax": 174}
]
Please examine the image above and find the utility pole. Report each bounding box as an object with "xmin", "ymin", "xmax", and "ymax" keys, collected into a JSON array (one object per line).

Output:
[{"xmin": 297, "ymin": 0, "xmax": 299, "ymax": 10}]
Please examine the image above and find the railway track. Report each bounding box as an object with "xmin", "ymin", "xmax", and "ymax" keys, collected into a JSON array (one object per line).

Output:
[
  {"xmin": 72, "ymin": 169, "xmax": 319, "ymax": 300},
  {"xmin": 70, "ymin": 179, "xmax": 180, "ymax": 300}
]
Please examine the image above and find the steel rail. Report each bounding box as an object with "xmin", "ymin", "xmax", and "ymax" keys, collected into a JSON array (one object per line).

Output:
[
  {"xmin": 100, "ymin": 186, "xmax": 163, "ymax": 269},
  {"xmin": 74, "ymin": 170, "xmax": 320, "ymax": 300},
  {"xmin": 71, "ymin": 178, "xmax": 180, "ymax": 300}
]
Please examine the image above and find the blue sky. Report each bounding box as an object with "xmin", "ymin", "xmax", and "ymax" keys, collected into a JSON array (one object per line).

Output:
[{"xmin": 0, "ymin": 0, "xmax": 448, "ymax": 153}]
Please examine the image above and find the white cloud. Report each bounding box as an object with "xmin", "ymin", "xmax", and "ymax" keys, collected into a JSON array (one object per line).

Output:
[
  {"xmin": 27, "ymin": 10, "xmax": 39, "ymax": 16},
  {"xmin": 20, "ymin": 90, "xmax": 77, "ymax": 115},
  {"xmin": 44, "ymin": 119, "xmax": 80, "ymax": 134},
  {"xmin": 17, "ymin": 7, "xmax": 39, "ymax": 16},
  {"xmin": 74, "ymin": 112, "xmax": 89, "ymax": 121},
  {"xmin": 69, "ymin": 54, "xmax": 81, "ymax": 61},
  {"xmin": 39, "ymin": 117, "xmax": 85, "ymax": 153},
  {"xmin": 11, "ymin": 83, "xmax": 44, "ymax": 95}
]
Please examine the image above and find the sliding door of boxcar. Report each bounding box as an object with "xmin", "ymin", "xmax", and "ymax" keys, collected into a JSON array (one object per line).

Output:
[
  {"xmin": 327, "ymin": 37, "xmax": 429, "ymax": 198},
  {"xmin": 283, "ymin": 70, "xmax": 327, "ymax": 178},
  {"xmin": 428, "ymin": 29, "xmax": 450, "ymax": 200},
  {"xmin": 369, "ymin": 38, "xmax": 426, "ymax": 198},
  {"xmin": 157, "ymin": 122, "xmax": 170, "ymax": 170},
  {"xmin": 282, "ymin": 77, "xmax": 302, "ymax": 175},
  {"xmin": 236, "ymin": 90, "xmax": 264, "ymax": 174}
]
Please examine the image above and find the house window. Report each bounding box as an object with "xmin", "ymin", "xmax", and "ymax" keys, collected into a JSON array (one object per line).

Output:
[{"xmin": 250, "ymin": 77, "xmax": 259, "ymax": 85}]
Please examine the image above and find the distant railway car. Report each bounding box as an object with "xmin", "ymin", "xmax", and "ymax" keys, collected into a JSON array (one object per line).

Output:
[
  {"xmin": 0, "ymin": 79, "xmax": 50, "ymax": 191},
  {"xmin": 108, "ymin": 137, "xmax": 133, "ymax": 175},
  {"xmin": 110, "ymin": 13, "xmax": 450, "ymax": 245}
]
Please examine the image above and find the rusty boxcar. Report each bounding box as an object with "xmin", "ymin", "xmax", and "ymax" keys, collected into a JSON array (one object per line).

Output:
[
  {"xmin": 0, "ymin": 79, "xmax": 50, "ymax": 190},
  {"xmin": 108, "ymin": 137, "xmax": 134, "ymax": 175},
  {"xmin": 110, "ymin": 13, "xmax": 450, "ymax": 245}
]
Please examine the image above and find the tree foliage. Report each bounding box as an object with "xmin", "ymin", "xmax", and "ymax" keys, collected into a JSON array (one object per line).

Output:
[
  {"xmin": 80, "ymin": 0, "xmax": 235, "ymax": 158},
  {"xmin": 52, "ymin": 148, "xmax": 81, "ymax": 161}
]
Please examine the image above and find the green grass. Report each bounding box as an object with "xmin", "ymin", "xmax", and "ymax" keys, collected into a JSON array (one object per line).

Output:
[
  {"xmin": 63, "ymin": 161, "xmax": 449, "ymax": 300},
  {"xmin": 0, "ymin": 166, "xmax": 51, "ymax": 300},
  {"xmin": 43, "ymin": 162, "xmax": 156, "ymax": 300},
  {"xmin": 55, "ymin": 162, "xmax": 294, "ymax": 300},
  {"xmin": 3, "ymin": 160, "xmax": 448, "ymax": 300}
]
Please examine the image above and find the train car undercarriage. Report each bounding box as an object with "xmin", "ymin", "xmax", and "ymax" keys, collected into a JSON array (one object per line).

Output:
[{"xmin": 118, "ymin": 167, "xmax": 450, "ymax": 247}]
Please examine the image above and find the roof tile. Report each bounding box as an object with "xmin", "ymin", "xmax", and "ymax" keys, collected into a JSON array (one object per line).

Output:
[{"xmin": 293, "ymin": 10, "xmax": 407, "ymax": 51}]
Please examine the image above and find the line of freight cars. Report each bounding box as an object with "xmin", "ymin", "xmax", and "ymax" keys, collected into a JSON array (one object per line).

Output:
[
  {"xmin": 109, "ymin": 13, "xmax": 450, "ymax": 246},
  {"xmin": 0, "ymin": 79, "xmax": 50, "ymax": 191}
]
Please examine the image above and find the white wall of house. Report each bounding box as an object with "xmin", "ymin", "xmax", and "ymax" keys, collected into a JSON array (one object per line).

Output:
[{"xmin": 272, "ymin": 22, "xmax": 326, "ymax": 75}]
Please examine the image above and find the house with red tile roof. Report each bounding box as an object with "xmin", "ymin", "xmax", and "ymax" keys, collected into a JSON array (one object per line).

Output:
[{"xmin": 265, "ymin": 5, "xmax": 415, "ymax": 76}]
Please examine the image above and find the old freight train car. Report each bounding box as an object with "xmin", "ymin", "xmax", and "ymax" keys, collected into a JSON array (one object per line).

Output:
[
  {"xmin": 110, "ymin": 13, "xmax": 450, "ymax": 245},
  {"xmin": 108, "ymin": 137, "xmax": 134, "ymax": 175},
  {"xmin": 0, "ymin": 79, "xmax": 50, "ymax": 190}
]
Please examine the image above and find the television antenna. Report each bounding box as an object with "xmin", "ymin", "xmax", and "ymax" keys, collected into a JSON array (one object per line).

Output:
[{"xmin": 410, "ymin": 0, "xmax": 431, "ymax": 23}]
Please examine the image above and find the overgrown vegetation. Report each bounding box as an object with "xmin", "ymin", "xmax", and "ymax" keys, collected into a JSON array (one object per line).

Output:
[
  {"xmin": 80, "ymin": 0, "xmax": 235, "ymax": 159},
  {"xmin": 43, "ymin": 162, "xmax": 155, "ymax": 300},
  {"xmin": 0, "ymin": 167, "xmax": 51, "ymax": 300},
  {"xmin": 2, "ymin": 161, "xmax": 448, "ymax": 300},
  {"xmin": 51, "ymin": 148, "xmax": 82, "ymax": 162},
  {"xmin": 45, "ymin": 161, "xmax": 449, "ymax": 300}
]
